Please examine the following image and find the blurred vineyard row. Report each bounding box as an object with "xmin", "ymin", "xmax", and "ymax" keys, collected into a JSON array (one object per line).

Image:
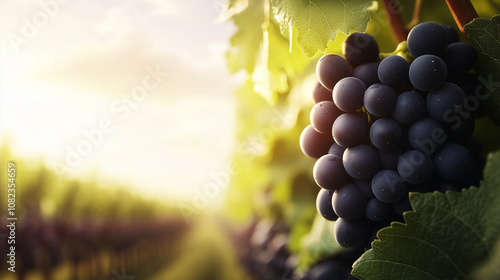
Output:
[{"xmin": 0, "ymin": 145, "xmax": 190, "ymax": 280}]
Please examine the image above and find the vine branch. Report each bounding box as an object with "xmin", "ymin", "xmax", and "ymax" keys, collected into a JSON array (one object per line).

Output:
[
  {"xmin": 380, "ymin": 0, "xmax": 408, "ymax": 44},
  {"xmin": 445, "ymin": 0, "xmax": 478, "ymax": 38},
  {"xmin": 406, "ymin": 0, "xmax": 423, "ymax": 30}
]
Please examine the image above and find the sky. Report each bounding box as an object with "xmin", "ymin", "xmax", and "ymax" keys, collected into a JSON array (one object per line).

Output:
[{"xmin": 0, "ymin": 0, "xmax": 242, "ymax": 203}]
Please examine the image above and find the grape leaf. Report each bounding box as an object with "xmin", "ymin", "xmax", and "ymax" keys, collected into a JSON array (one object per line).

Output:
[
  {"xmin": 271, "ymin": 0, "xmax": 373, "ymax": 56},
  {"xmin": 465, "ymin": 15, "xmax": 500, "ymax": 126},
  {"xmin": 473, "ymin": 237, "xmax": 500, "ymax": 280},
  {"xmin": 225, "ymin": 0, "xmax": 313, "ymax": 103},
  {"xmin": 352, "ymin": 151, "xmax": 500, "ymax": 280}
]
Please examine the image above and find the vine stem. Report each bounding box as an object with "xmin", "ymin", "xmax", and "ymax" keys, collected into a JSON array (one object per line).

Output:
[
  {"xmin": 445, "ymin": 0, "xmax": 478, "ymax": 38},
  {"xmin": 380, "ymin": 0, "xmax": 408, "ymax": 44},
  {"xmin": 406, "ymin": 0, "xmax": 423, "ymax": 30}
]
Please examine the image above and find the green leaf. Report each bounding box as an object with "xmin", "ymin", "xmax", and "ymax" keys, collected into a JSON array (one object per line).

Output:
[
  {"xmin": 465, "ymin": 15, "xmax": 500, "ymax": 126},
  {"xmin": 352, "ymin": 151, "xmax": 500, "ymax": 280},
  {"xmin": 271, "ymin": 0, "xmax": 373, "ymax": 56},
  {"xmin": 225, "ymin": 0, "xmax": 312, "ymax": 103},
  {"xmin": 473, "ymin": 237, "xmax": 500, "ymax": 280}
]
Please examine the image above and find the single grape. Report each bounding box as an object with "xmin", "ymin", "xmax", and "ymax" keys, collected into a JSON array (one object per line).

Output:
[
  {"xmin": 316, "ymin": 189, "xmax": 338, "ymax": 221},
  {"xmin": 409, "ymin": 54, "xmax": 448, "ymax": 91},
  {"xmin": 316, "ymin": 54, "xmax": 353, "ymax": 91},
  {"xmin": 300, "ymin": 125, "xmax": 334, "ymax": 158},
  {"xmin": 312, "ymin": 81, "xmax": 334, "ymax": 103},
  {"xmin": 441, "ymin": 24, "xmax": 460, "ymax": 45},
  {"xmin": 371, "ymin": 170, "xmax": 407, "ymax": 203},
  {"xmin": 397, "ymin": 150, "xmax": 434, "ymax": 184},
  {"xmin": 407, "ymin": 22, "xmax": 447, "ymax": 57},
  {"xmin": 365, "ymin": 197, "xmax": 392, "ymax": 221},
  {"xmin": 370, "ymin": 118, "xmax": 403, "ymax": 150},
  {"xmin": 377, "ymin": 148, "xmax": 401, "ymax": 171},
  {"xmin": 364, "ymin": 84, "xmax": 397, "ymax": 117},
  {"xmin": 426, "ymin": 82, "xmax": 466, "ymax": 124},
  {"xmin": 334, "ymin": 218, "xmax": 371, "ymax": 248},
  {"xmin": 332, "ymin": 113, "xmax": 368, "ymax": 148},
  {"xmin": 310, "ymin": 101, "xmax": 343, "ymax": 135},
  {"xmin": 408, "ymin": 117, "xmax": 447, "ymax": 156},
  {"xmin": 328, "ymin": 143, "xmax": 346, "ymax": 158},
  {"xmin": 392, "ymin": 91, "xmax": 427, "ymax": 126},
  {"xmin": 354, "ymin": 180, "xmax": 375, "ymax": 199},
  {"xmin": 444, "ymin": 42, "xmax": 476, "ymax": 77},
  {"xmin": 377, "ymin": 55, "xmax": 409, "ymax": 87},
  {"xmin": 343, "ymin": 32, "xmax": 379, "ymax": 67},
  {"xmin": 433, "ymin": 143, "xmax": 474, "ymax": 181},
  {"xmin": 343, "ymin": 145, "xmax": 380, "ymax": 180},
  {"xmin": 333, "ymin": 183, "xmax": 368, "ymax": 220},
  {"xmin": 332, "ymin": 77, "xmax": 367, "ymax": 112},
  {"xmin": 353, "ymin": 62, "xmax": 381, "ymax": 87},
  {"xmin": 313, "ymin": 154, "xmax": 350, "ymax": 190}
]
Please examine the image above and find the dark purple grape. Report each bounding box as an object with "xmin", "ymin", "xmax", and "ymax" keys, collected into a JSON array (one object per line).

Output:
[
  {"xmin": 371, "ymin": 170, "xmax": 407, "ymax": 203},
  {"xmin": 333, "ymin": 183, "xmax": 368, "ymax": 220},
  {"xmin": 316, "ymin": 189, "xmax": 338, "ymax": 221},
  {"xmin": 392, "ymin": 91, "xmax": 427, "ymax": 126},
  {"xmin": 332, "ymin": 77, "xmax": 366, "ymax": 112},
  {"xmin": 441, "ymin": 24, "xmax": 460, "ymax": 45},
  {"xmin": 409, "ymin": 55, "xmax": 448, "ymax": 91},
  {"xmin": 407, "ymin": 22, "xmax": 447, "ymax": 57},
  {"xmin": 433, "ymin": 143, "xmax": 474, "ymax": 181},
  {"xmin": 377, "ymin": 55, "xmax": 409, "ymax": 87},
  {"xmin": 312, "ymin": 81, "xmax": 334, "ymax": 103},
  {"xmin": 334, "ymin": 218, "xmax": 371, "ymax": 248},
  {"xmin": 343, "ymin": 32, "xmax": 379, "ymax": 67},
  {"xmin": 397, "ymin": 150, "xmax": 433, "ymax": 184},
  {"xmin": 365, "ymin": 198, "xmax": 392, "ymax": 221},
  {"xmin": 354, "ymin": 180, "xmax": 375, "ymax": 199},
  {"xmin": 408, "ymin": 117, "xmax": 447, "ymax": 156},
  {"xmin": 353, "ymin": 62, "xmax": 381, "ymax": 87},
  {"xmin": 310, "ymin": 101, "xmax": 342, "ymax": 135},
  {"xmin": 444, "ymin": 42, "xmax": 476, "ymax": 77},
  {"xmin": 370, "ymin": 118, "xmax": 403, "ymax": 150},
  {"xmin": 316, "ymin": 54, "xmax": 353, "ymax": 91},
  {"xmin": 343, "ymin": 145, "xmax": 380, "ymax": 180},
  {"xmin": 364, "ymin": 84, "xmax": 397, "ymax": 117},
  {"xmin": 332, "ymin": 113, "xmax": 368, "ymax": 148},
  {"xmin": 313, "ymin": 154, "xmax": 350, "ymax": 190},
  {"xmin": 300, "ymin": 125, "xmax": 334, "ymax": 158},
  {"xmin": 427, "ymin": 82, "xmax": 466, "ymax": 124},
  {"xmin": 328, "ymin": 143, "xmax": 346, "ymax": 158}
]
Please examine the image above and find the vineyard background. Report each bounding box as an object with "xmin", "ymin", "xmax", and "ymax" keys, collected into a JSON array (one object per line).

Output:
[{"xmin": 2, "ymin": 0, "xmax": 500, "ymax": 279}]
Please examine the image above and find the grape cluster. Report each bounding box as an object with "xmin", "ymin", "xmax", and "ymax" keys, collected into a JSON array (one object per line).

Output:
[{"xmin": 301, "ymin": 22, "xmax": 484, "ymax": 249}]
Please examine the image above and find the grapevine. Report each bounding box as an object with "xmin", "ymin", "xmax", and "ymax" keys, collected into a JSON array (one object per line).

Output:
[{"xmin": 225, "ymin": 0, "xmax": 500, "ymax": 279}]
